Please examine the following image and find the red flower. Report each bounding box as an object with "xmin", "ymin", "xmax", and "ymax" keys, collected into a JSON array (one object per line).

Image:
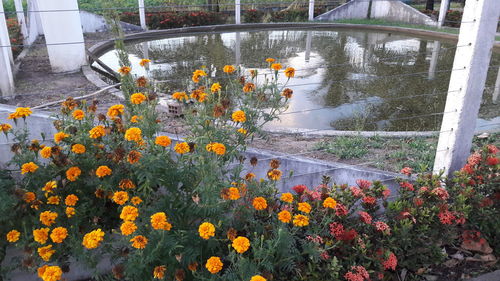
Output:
[
  {"xmin": 479, "ymin": 198, "xmax": 493, "ymax": 207},
  {"xmin": 358, "ymin": 211, "xmax": 372, "ymax": 224},
  {"xmin": 349, "ymin": 186, "xmax": 364, "ymax": 198},
  {"xmin": 486, "ymin": 156, "xmax": 498, "ymax": 166},
  {"xmin": 400, "ymin": 167, "xmax": 412, "ymax": 176},
  {"xmin": 356, "ymin": 179, "xmax": 372, "ymax": 190},
  {"xmin": 431, "ymin": 187, "xmax": 449, "ymax": 200},
  {"xmin": 399, "ymin": 181, "xmax": 414, "ymax": 191},
  {"xmin": 382, "ymin": 188, "xmax": 391, "ymax": 199},
  {"xmin": 292, "ymin": 184, "xmax": 307, "ymax": 195},
  {"xmin": 414, "ymin": 197, "xmax": 424, "ymax": 207},
  {"xmin": 467, "ymin": 153, "xmax": 481, "ymax": 166},
  {"xmin": 335, "ymin": 203, "xmax": 348, "ymax": 217},
  {"xmin": 383, "ymin": 252, "xmax": 398, "ymax": 270},
  {"xmin": 438, "ymin": 209, "xmax": 456, "ymax": 225},
  {"xmin": 344, "ymin": 266, "xmax": 369, "ymax": 281},
  {"xmin": 487, "ymin": 144, "xmax": 499, "ymax": 154},
  {"xmin": 339, "ymin": 229, "xmax": 358, "ymax": 241},
  {"xmin": 362, "ymin": 196, "xmax": 377, "ymax": 205},
  {"xmin": 329, "ymin": 222, "xmax": 344, "ymax": 239}
]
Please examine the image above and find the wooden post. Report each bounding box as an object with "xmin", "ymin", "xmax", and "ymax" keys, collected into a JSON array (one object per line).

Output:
[
  {"xmin": 14, "ymin": 0, "xmax": 29, "ymax": 43},
  {"xmin": 0, "ymin": 0, "xmax": 15, "ymax": 97},
  {"xmin": 308, "ymin": 0, "xmax": 315, "ymax": 21},
  {"xmin": 433, "ymin": 0, "xmax": 500, "ymax": 176},
  {"xmin": 235, "ymin": 0, "xmax": 241, "ymax": 24},
  {"xmin": 437, "ymin": 0, "xmax": 450, "ymax": 27},
  {"xmin": 138, "ymin": 0, "xmax": 147, "ymax": 30}
]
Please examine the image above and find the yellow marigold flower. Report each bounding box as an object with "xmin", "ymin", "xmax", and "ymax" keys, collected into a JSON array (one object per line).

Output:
[
  {"xmin": 65, "ymin": 207, "xmax": 75, "ymax": 218},
  {"xmin": 237, "ymin": 128, "xmax": 247, "ymax": 135},
  {"xmin": 53, "ymin": 132, "xmax": 69, "ymax": 144},
  {"xmin": 293, "ymin": 214, "xmax": 309, "ymax": 227},
  {"xmin": 40, "ymin": 211, "xmax": 58, "ymax": 226},
  {"xmin": 278, "ymin": 210, "xmax": 292, "ymax": 223},
  {"xmin": 120, "ymin": 221, "xmax": 137, "ymax": 236},
  {"xmin": 205, "ymin": 257, "xmax": 223, "ymax": 274},
  {"xmin": 6, "ymin": 230, "xmax": 20, "ymax": 243},
  {"xmin": 323, "ymin": 197, "xmax": 337, "ymax": 209},
  {"xmin": 251, "ymin": 275, "xmax": 267, "ymax": 281},
  {"xmin": 119, "ymin": 179, "xmax": 136, "ymax": 189},
  {"xmin": 89, "ymin": 125, "xmax": 106, "ymax": 139},
  {"xmin": 174, "ymin": 142, "xmax": 190, "ymax": 154},
  {"xmin": 130, "ymin": 93, "xmax": 147, "ymax": 105},
  {"xmin": 190, "ymin": 89, "xmax": 207, "ymax": 102},
  {"xmin": 130, "ymin": 235, "xmax": 148, "ymax": 249},
  {"xmin": 153, "ymin": 265, "xmax": 166, "ymax": 279},
  {"xmin": 151, "ymin": 212, "xmax": 170, "ymax": 230},
  {"xmin": 95, "ymin": 166, "xmax": 112, "ymax": 178},
  {"xmin": 120, "ymin": 205, "xmax": 139, "ymax": 221},
  {"xmin": 267, "ymin": 169, "xmax": 282, "ymax": 181},
  {"xmin": 38, "ymin": 245, "xmax": 56, "ymax": 262},
  {"xmin": 271, "ymin": 63, "xmax": 282, "ymax": 71},
  {"xmin": 124, "ymin": 127, "xmax": 142, "ymax": 142},
  {"xmin": 107, "ymin": 104, "xmax": 125, "ymax": 118},
  {"xmin": 118, "ymin": 66, "xmax": 131, "ymax": 75},
  {"xmin": 139, "ymin": 59, "xmax": 151, "ymax": 67},
  {"xmin": 23, "ymin": 192, "xmax": 36, "ymax": 203},
  {"xmin": 82, "ymin": 229, "xmax": 105, "ymax": 249},
  {"xmin": 37, "ymin": 265, "xmax": 62, "ymax": 281},
  {"xmin": 71, "ymin": 144, "xmax": 86, "ymax": 154},
  {"xmin": 242, "ymin": 82, "xmax": 256, "ymax": 93},
  {"xmin": 232, "ymin": 236, "xmax": 250, "ymax": 254},
  {"xmin": 172, "ymin": 91, "xmax": 189, "ymax": 101},
  {"xmin": 231, "ymin": 110, "xmax": 246, "ymax": 123},
  {"xmin": 50, "ymin": 227, "xmax": 67, "ymax": 243},
  {"xmin": 155, "ymin": 135, "xmax": 172, "ymax": 147},
  {"xmin": 265, "ymin": 58, "xmax": 275, "ymax": 63},
  {"xmin": 206, "ymin": 142, "xmax": 226, "ymax": 155},
  {"xmin": 42, "ymin": 181, "xmax": 57, "ymax": 193},
  {"xmin": 111, "ymin": 191, "xmax": 128, "ymax": 205},
  {"xmin": 228, "ymin": 187, "xmax": 240, "ymax": 200},
  {"xmin": 127, "ymin": 150, "xmax": 142, "ymax": 164},
  {"xmin": 188, "ymin": 262, "xmax": 198, "ymax": 272},
  {"xmin": 47, "ymin": 196, "xmax": 60, "ymax": 205},
  {"xmin": 284, "ymin": 67, "xmax": 295, "ymax": 78},
  {"xmin": 130, "ymin": 115, "xmax": 142, "ymax": 123},
  {"xmin": 280, "ymin": 193, "xmax": 293, "ymax": 203},
  {"xmin": 40, "ymin": 146, "xmax": 52, "ymax": 158},
  {"xmin": 66, "ymin": 166, "xmax": 81, "ymax": 182},
  {"xmin": 21, "ymin": 162, "xmax": 38, "ymax": 174},
  {"xmin": 211, "ymin": 82, "xmax": 221, "ymax": 93},
  {"xmin": 192, "ymin": 69, "xmax": 207, "ymax": 83},
  {"xmin": 198, "ymin": 222, "xmax": 215, "ymax": 240},
  {"xmin": 252, "ymin": 197, "xmax": 267, "ymax": 210},
  {"xmin": 0, "ymin": 123, "xmax": 12, "ymax": 133},
  {"xmin": 223, "ymin": 65, "xmax": 236, "ymax": 73},
  {"xmin": 298, "ymin": 202, "xmax": 311, "ymax": 214},
  {"xmin": 131, "ymin": 196, "xmax": 142, "ymax": 205},
  {"xmin": 33, "ymin": 228, "xmax": 50, "ymax": 244},
  {"xmin": 8, "ymin": 107, "xmax": 32, "ymax": 119},
  {"xmin": 72, "ymin": 109, "xmax": 85, "ymax": 120}
]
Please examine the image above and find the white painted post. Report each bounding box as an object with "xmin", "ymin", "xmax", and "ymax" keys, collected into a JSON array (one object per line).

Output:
[
  {"xmin": 14, "ymin": 0, "xmax": 29, "ymax": 43},
  {"xmin": 138, "ymin": 0, "xmax": 147, "ymax": 30},
  {"xmin": 493, "ymin": 67, "xmax": 500, "ymax": 104},
  {"xmin": 437, "ymin": 0, "xmax": 450, "ymax": 27},
  {"xmin": 37, "ymin": 0, "xmax": 86, "ymax": 73},
  {"xmin": 235, "ymin": 0, "xmax": 241, "ymax": 24},
  {"xmin": 308, "ymin": 0, "xmax": 315, "ymax": 21},
  {"xmin": 433, "ymin": 0, "xmax": 500, "ymax": 176},
  {"xmin": 428, "ymin": 41, "xmax": 440, "ymax": 80},
  {"xmin": 305, "ymin": 30, "xmax": 312, "ymax": 62},
  {"xmin": 235, "ymin": 32, "xmax": 241, "ymax": 66},
  {"xmin": 0, "ymin": 0, "xmax": 15, "ymax": 97},
  {"xmin": 27, "ymin": 0, "xmax": 43, "ymax": 45}
]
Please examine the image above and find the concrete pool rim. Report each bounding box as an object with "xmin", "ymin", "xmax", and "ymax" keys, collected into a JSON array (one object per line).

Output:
[{"xmin": 84, "ymin": 22, "xmax": 500, "ymax": 138}]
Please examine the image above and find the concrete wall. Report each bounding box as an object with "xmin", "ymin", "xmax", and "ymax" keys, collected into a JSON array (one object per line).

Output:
[
  {"xmin": 80, "ymin": 10, "xmax": 142, "ymax": 33},
  {"xmin": 315, "ymin": 0, "xmax": 436, "ymax": 26}
]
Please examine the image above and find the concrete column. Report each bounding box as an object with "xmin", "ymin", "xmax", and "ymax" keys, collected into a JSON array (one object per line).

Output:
[
  {"xmin": 37, "ymin": 0, "xmax": 86, "ymax": 73},
  {"xmin": 138, "ymin": 0, "xmax": 147, "ymax": 30},
  {"xmin": 493, "ymin": 67, "xmax": 500, "ymax": 104},
  {"xmin": 14, "ymin": 0, "xmax": 29, "ymax": 43},
  {"xmin": 27, "ymin": 0, "xmax": 43, "ymax": 45},
  {"xmin": 433, "ymin": 0, "xmax": 500, "ymax": 176},
  {"xmin": 142, "ymin": 42, "xmax": 149, "ymax": 60},
  {"xmin": 437, "ymin": 0, "xmax": 450, "ymax": 27},
  {"xmin": 235, "ymin": 0, "xmax": 241, "ymax": 24},
  {"xmin": 0, "ymin": 0, "xmax": 15, "ymax": 97},
  {"xmin": 308, "ymin": 0, "xmax": 315, "ymax": 21},
  {"xmin": 428, "ymin": 41, "xmax": 440, "ymax": 80},
  {"xmin": 305, "ymin": 30, "xmax": 312, "ymax": 62},
  {"xmin": 235, "ymin": 32, "xmax": 241, "ymax": 66}
]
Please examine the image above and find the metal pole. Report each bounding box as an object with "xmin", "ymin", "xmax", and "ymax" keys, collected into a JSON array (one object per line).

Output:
[
  {"xmin": 308, "ymin": 0, "xmax": 315, "ymax": 21},
  {"xmin": 235, "ymin": 0, "xmax": 241, "ymax": 24},
  {"xmin": 437, "ymin": 0, "xmax": 450, "ymax": 27}
]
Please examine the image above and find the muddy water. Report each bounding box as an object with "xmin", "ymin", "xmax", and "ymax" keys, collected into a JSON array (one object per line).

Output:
[{"xmin": 97, "ymin": 29, "xmax": 500, "ymax": 132}]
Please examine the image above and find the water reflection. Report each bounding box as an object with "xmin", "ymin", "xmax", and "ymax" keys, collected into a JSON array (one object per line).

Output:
[{"xmin": 96, "ymin": 29, "xmax": 500, "ymax": 132}]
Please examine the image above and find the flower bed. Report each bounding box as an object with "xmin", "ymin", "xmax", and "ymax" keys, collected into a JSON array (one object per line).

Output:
[
  {"xmin": 120, "ymin": 11, "xmax": 227, "ymax": 29},
  {"xmin": 6, "ymin": 17, "xmax": 23, "ymax": 58}
]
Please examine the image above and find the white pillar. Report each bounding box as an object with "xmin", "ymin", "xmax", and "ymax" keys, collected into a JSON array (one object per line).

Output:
[
  {"xmin": 0, "ymin": 0, "xmax": 15, "ymax": 97},
  {"xmin": 308, "ymin": 0, "xmax": 315, "ymax": 21},
  {"xmin": 142, "ymin": 42, "xmax": 149, "ymax": 60},
  {"xmin": 14, "ymin": 0, "xmax": 29, "ymax": 43},
  {"xmin": 235, "ymin": 0, "xmax": 241, "ymax": 24},
  {"xmin": 493, "ymin": 67, "xmax": 500, "ymax": 104},
  {"xmin": 437, "ymin": 0, "xmax": 450, "ymax": 28},
  {"xmin": 305, "ymin": 30, "xmax": 312, "ymax": 62},
  {"xmin": 138, "ymin": 0, "xmax": 147, "ymax": 30},
  {"xmin": 37, "ymin": 0, "xmax": 86, "ymax": 73},
  {"xmin": 433, "ymin": 0, "xmax": 500, "ymax": 176},
  {"xmin": 235, "ymin": 32, "xmax": 241, "ymax": 66},
  {"xmin": 428, "ymin": 41, "xmax": 440, "ymax": 80},
  {"xmin": 27, "ymin": 0, "xmax": 43, "ymax": 45}
]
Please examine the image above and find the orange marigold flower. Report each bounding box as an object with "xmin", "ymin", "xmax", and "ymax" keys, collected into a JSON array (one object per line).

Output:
[
  {"xmin": 89, "ymin": 125, "xmax": 106, "ymax": 139},
  {"xmin": 33, "ymin": 228, "xmax": 49, "ymax": 244},
  {"xmin": 280, "ymin": 193, "xmax": 293, "ymax": 203},
  {"xmin": 40, "ymin": 146, "xmax": 52, "ymax": 158},
  {"xmin": 206, "ymin": 142, "xmax": 226, "ymax": 155},
  {"xmin": 192, "ymin": 69, "xmax": 207, "ymax": 83},
  {"xmin": 172, "ymin": 91, "xmax": 189, "ymax": 101},
  {"xmin": 130, "ymin": 115, "xmax": 142, "ymax": 123},
  {"xmin": 245, "ymin": 173, "xmax": 255, "ymax": 181},
  {"xmin": 40, "ymin": 211, "xmax": 58, "ymax": 226},
  {"xmin": 107, "ymin": 104, "xmax": 125, "ymax": 118},
  {"xmin": 190, "ymin": 89, "xmax": 207, "ymax": 102},
  {"xmin": 251, "ymin": 275, "xmax": 267, "ymax": 281},
  {"xmin": 24, "ymin": 192, "xmax": 36, "ymax": 203},
  {"xmin": 188, "ymin": 262, "xmax": 198, "ymax": 272},
  {"xmin": 252, "ymin": 197, "xmax": 267, "ymax": 210},
  {"xmin": 298, "ymin": 202, "xmax": 311, "ymax": 214},
  {"xmin": 198, "ymin": 222, "xmax": 215, "ymax": 240},
  {"xmin": 54, "ymin": 132, "xmax": 69, "ymax": 144},
  {"xmin": 37, "ymin": 265, "xmax": 62, "ymax": 281},
  {"xmin": 284, "ymin": 67, "xmax": 295, "ymax": 78},
  {"xmin": 66, "ymin": 166, "xmax": 81, "ymax": 181},
  {"xmin": 323, "ymin": 197, "xmax": 337, "ymax": 209},
  {"xmin": 6, "ymin": 230, "xmax": 20, "ymax": 243},
  {"xmin": 136, "ymin": 76, "xmax": 148, "ymax": 87},
  {"xmin": 271, "ymin": 63, "xmax": 282, "ymax": 71},
  {"xmin": 130, "ymin": 235, "xmax": 148, "ymax": 249},
  {"xmin": 130, "ymin": 93, "xmax": 147, "ymax": 104},
  {"xmin": 237, "ymin": 128, "xmax": 247, "ymax": 135},
  {"xmin": 71, "ymin": 144, "xmax": 86, "ymax": 154},
  {"xmin": 82, "ymin": 229, "xmax": 105, "ymax": 249},
  {"xmin": 293, "ymin": 214, "xmax": 309, "ymax": 227},
  {"xmin": 47, "ymin": 196, "xmax": 60, "ymax": 205},
  {"xmin": 151, "ymin": 212, "xmax": 170, "ymax": 230},
  {"xmin": 205, "ymin": 257, "xmax": 223, "ymax": 274},
  {"xmin": 38, "ymin": 245, "xmax": 56, "ymax": 262},
  {"xmin": 42, "ymin": 181, "xmax": 57, "ymax": 193},
  {"xmin": 64, "ymin": 194, "xmax": 79, "ymax": 206},
  {"xmin": 50, "ymin": 227, "xmax": 68, "ymax": 243},
  {"xmin": 211, "ymin": 83, "xmax": 221, "ymax": 93},
  {"xmin": 112, "ymin": 191, "xmax": 129, "ymax": 205},
  {"xmin": 232, "ymin": 110, "xmax": 246, "ymax": 123},
  {"xmin": 265, "ymin": 58, "xmax": 275, "ymax": 63},
  {"xmin": 120, "ymin": 205, "xmax": 139, "ymax": 221},
  {"xmin": 232, "ymin": 236, "xmax": 250, "ymax": 254},
  {"xmin": 281, "ymin": 88, "xmax": 293, "ymax": 99},
  {"xmin": 119, "ymin": 179, "xmax": 136, "ymax": 189},
  {"xmin": 124, "ymin": 127, "xmax": 142, "ymax": 142},
  {"xmin": 139, "ymin": 59, "xmax": 151, "ymax": 67},
  {"xmin": 131, "ymin": 196, "xmax": 142, "ymax": 205},
  {"xmin": 118, "ymin": 66, "xmax": 131, "ymax": 75},
  {"xmin": 223, "ymin": 65, "xmax": 236, "ymax": 73},
  {"xmin": 65, "ymin": 207, "xmax": 75, "ymax": 218},
  {"xmin": 95, "ymin": 165, "xmax": 112, "ymax": 178},
  {"xmin": 127, "ymin": 150, "xmax": 142, "ymax": 164},
  {"xmin": 267, "ymin": 169, "xmax": 282, "ymax": 181},
  {"xmin": 0, "ymin": 123, "xmax": 12, "ymax": 133},
  {"xmin": 21, "ymin": 162, "xmax": 38, "ymax": 174},
  {"xmin": 8, "ymin": 107, "xmax": 32, "ymax": 119},
  {"xmin": 174, "ymin": 142, "xmax": 190, "ymax": 154},
  {"xmin": 153, "ymin": 265, "xmax": 166, "ymax": 279},
  {"xmin": 228, "ymin": 187, "xmax": 240, "ymax": 200},
  {"xmin": 155, "ymin": 135, "xmax": 172, "ymax": 147},
  {"xmin": 278, "ymin": 210, "xmax": 292, "ymax": 223},
  {"xmin": 72, "ymin": 109, "xmax": 85, "ymax": 120},
  {"xmin": 120, "ymin": 221, "xmax": 137, "ymax": 236},
  {"xmin": 242, "ymin": 82, "xmax": 256, "ymax": 93}
]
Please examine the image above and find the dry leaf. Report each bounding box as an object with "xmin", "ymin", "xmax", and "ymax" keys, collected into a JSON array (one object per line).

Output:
[{"xmin": 461, "ymin": 240, "xmax": 493, "ymax": 254}]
